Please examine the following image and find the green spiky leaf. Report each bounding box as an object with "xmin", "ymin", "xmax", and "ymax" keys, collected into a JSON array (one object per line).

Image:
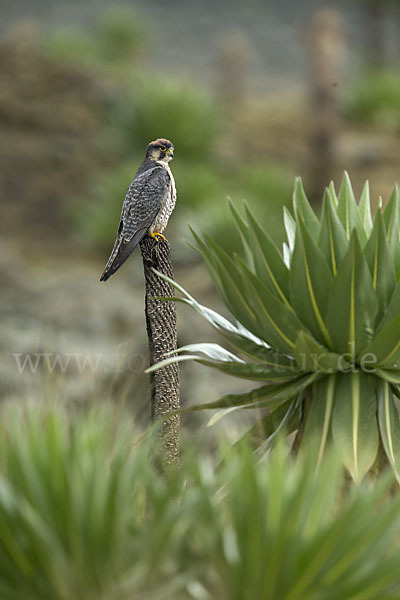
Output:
[
  {"xmin": 326, "ymin": 231, "xmax": 378, "ymax": 358},
  {"xmin": 237, "ymin": 259, "xmax": 305, "ymax": 355},
  {"xmin": 292, "ymin": 177, "xmax": 321, "ymax": 237},
  {"xmin": 301, "ymin": 376, "xmax": 336, "ymax": 469},
  {"xmin": 362, "ymin": 314, "xmax": 400, "ymax": 369},
  {"xmin": 197, "ymin": 359, "xmax": 300, "ymax": 382},
  {"xmin": 152, "ymin": 269, "xmax": 298, "ymax": 367},
  {"xmin": 244, "ymin": 206, "xmax": 290, "ymax": 306},
  {"xmin": 191, "ymin": 373, "xmax": 321, "ymax": 411},
  {"xmin": 153, "ymin": 343, "xmax": 301, "ymax": 382},
  {"xmin": 364, "ymin": 209, "xmax": 396, "ymax": 317},
  {"xmin": 229, "ymin": 200, "xmax": 254, "ymax": 267},
  {"xmin": 283, "ymin": 206, "xmax": 296, "ymax": 252},
  {"xmin": 383, "ymin": 185, "xmax": 400, "ymax": 279},
  {"xmin": 192, "ymin": 231, "xmax": 261, "ymax": 336},
  {"xmin": 377, "ymin": 381, "xmax": 400, "ymax": 483},
  {"xmin": 289, "ymin": 220, "xmax": 333, "ymax": 348},
  {"xmin": 332, "ymin": 372, "xmax": 379, "ymax": 482},
  {"xmin": 358, "ymin": 181, "xmax": 373, "ymax": 236},
  {"xmin": 318, "ymin": 189, "xmax": 349, "ymax": 276},
  {"xmin": 376, "ymin": 279, "xmax": 400, "ymax": 334},
  {"xmin": 295, "ymin": 331, "xmax": 350, "ymax": 373},
  {"xmin": 337, "ymin": 172, "xmax": 367, "ymax": 246}
]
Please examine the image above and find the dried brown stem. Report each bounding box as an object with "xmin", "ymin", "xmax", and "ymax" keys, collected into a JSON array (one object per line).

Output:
[{"xmin": 140, "ymin": 236, "xmax": 180, "ymax": 466}]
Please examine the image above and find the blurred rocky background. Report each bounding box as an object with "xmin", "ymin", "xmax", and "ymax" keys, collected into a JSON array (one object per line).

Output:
[{"xmin": 1, "ymin": 0, "xmax": 400, "ymax": 431}]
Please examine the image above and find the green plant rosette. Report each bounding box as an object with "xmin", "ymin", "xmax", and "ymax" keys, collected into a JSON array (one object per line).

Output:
[{"xmin": 150, "ymin": 173, "xmax": 400, "ymax": 481}]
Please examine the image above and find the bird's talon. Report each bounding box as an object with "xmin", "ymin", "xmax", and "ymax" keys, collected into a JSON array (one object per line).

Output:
[{"xmin": 149, "ymin": 232, "xmax": 167, "ymax": 242}]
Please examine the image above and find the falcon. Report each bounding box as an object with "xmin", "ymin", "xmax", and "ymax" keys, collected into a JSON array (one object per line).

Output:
[{"xmin": 100, "ymin": 138, "xmax": 176, "ymax": 282}]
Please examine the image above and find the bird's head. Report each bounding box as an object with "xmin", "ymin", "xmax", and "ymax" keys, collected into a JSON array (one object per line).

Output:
[{"xmin": 145, "ymin": 138, "xmax": 174, "ymax": 164}]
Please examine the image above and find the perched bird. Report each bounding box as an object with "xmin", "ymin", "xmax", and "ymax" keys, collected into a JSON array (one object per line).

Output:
[{"xmin": 100, "ymin": 138, "xmax": 176, "ymax": 282}]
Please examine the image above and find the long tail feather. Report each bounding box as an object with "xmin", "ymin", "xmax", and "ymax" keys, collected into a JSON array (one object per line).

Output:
[{"xmin": 100, "ymin": 228, "xmax": 147, "ymax": 282}]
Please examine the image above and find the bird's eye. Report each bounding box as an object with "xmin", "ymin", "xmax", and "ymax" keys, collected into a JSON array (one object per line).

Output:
[{"xmin": 159, "ymin": 146, "xmax": 166, "ymax": 152}]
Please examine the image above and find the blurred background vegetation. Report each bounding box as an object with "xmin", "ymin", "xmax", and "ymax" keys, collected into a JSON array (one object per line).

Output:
[
  {"xmin": 0, "ymin": 401, "xmax": 399, "ymax": 600},
  {"xmin": 2, "ymin": 0, "xmax": 400, "ymax": 425}
]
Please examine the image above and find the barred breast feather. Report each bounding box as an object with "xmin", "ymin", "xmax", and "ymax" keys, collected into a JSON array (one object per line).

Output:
[{"xmin": 149, "ymin": 162, "xmax": 177, "ymax": 234}]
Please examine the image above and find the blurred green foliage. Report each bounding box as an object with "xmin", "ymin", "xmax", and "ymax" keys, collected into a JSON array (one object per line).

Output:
[
  {"xmin": 94, "ymin": 11, "xmax": 147, "ymax": 63},
  {"xmin": 127, "ymin": 79, "xmax": 222, "ymax": 159},
  {"xmin": 39, "ymin": 10, "xmax": 294, "ymax": 255},
  {"xmin": 42, "ymin": 9, "xmax": 147, "ymax": 69},
  {"xmin": 235, "ymin": 164, "xmax": 293, "ymax": 241},
  {"xmin": 75, "ymin": 159, "xmax": 140, "ymax": 247},
  {"xmin": 344, "ymin": 69, "xmax": 400, "ymax": 128},
  {"xmin": 189, "ymin": 163, "xmax": 293, "ymax": 256},
  {"xmin": 173, "ymin": 162, "xmax": 226, "ymax": 208},
  {"xmin": 7, "ymin": 5, "xmax": 400, "ymax": 253},
  {"xmin": 0, "ymin": 402, "xmax": 399, "ymax": 599},
  {"xmin": 0, "ymin": 403, "xmax": 153, "ymax": 599}
]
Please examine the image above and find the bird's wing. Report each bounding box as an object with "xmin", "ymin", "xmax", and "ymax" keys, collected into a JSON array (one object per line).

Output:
[{"xmin": 100, "ymin": 166, "xmax": 171, "ymax": 281}]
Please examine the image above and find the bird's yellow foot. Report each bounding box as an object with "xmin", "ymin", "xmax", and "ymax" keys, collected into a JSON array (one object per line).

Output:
[{"xmin": 149, "ymin": 232, "xmax": 167, "ymax": 242}]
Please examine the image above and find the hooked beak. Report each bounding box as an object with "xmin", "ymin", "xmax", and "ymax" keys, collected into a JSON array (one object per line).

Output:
[{"xmin": 167, "ymin": 148, "xmax": 174, "ymax": 158}]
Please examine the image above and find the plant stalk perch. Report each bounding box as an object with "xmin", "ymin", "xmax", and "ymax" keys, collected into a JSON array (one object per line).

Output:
[{"xmin": 140, "ymin": 236, "xmax": 180, "ymax": 466}]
